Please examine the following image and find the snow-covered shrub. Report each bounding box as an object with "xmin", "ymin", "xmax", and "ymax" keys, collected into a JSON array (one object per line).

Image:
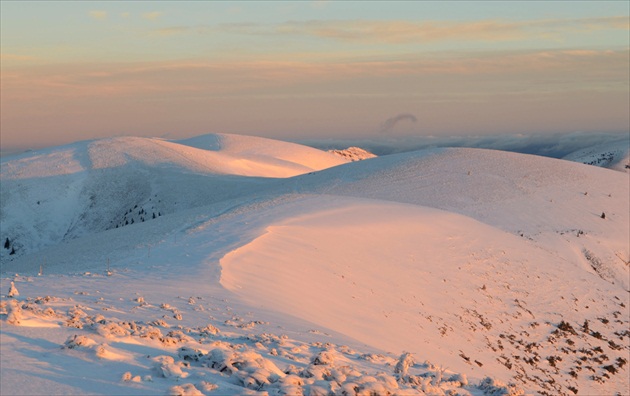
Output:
[
  {"xmin": 278, "ymin": 374, "xmax": 304, "ymax": 395},
  {"xmin": 93, "ymin": 321, "xmax": 131, "ymax": 338},
  {"xmin": 91, "ymin": 314, "xmax": 106, "ymax": 324},
  {"xmin": 302, "ymin": 365, "xmax": 332, "ymax": 381},
  {"xmin": 121, "ymin": 371, "xmax": 142, "ymax": 382},
  {"xmin": 196, "ymin": 381, "xmax": 218, "ymax": 392},
  {"xmin": 198, "ymin": 324, "xmax": 219, "ymax": 336},
  {"xmin": 204, "ymin": 347, "xmax": 285, "ymax": 390},
  {"xmin": 66, "ymin": 306, "xmax": 88, "ymax": 328},
  {"xmin": 137, "ymin": 325, "xmax": 164, "ymax": 340},
  {"xmin": 311, "ymin": 349, "xmax": 337, "ymax": 366},
  {"xmin": 478, "ymin": 377, "xmax": 524, "ymax": 396},
  {"xmin": 447, "ymin": 373, "xmax": 468, "ymax": 387},
  {"xmin": 167, "ymin": 383, "xmax": 203, "ymax": 396},
  {"xmin": 34, "ymin": 295, "xmax": 57, "ymax": 304},
  {"xmin": 153, "ymin": 355, "xmax": 189, "ymax": 379},
  {"xmin": 161, "ymin": 330, "xmax": 194, "ymax": 345},
  {"xmin": 235, "ymin": 368, "xmax": 273, "ymax": 390},
  {"xmin": 394, "ymin": 352, "xmax": 415, "ymax": 378},
  {"xmin": 63, "ymin": 334, "xmax": 97, "ymax": 349},
  {"xmin": 6, "ymin": 299, "xmax": 22, "ymax": 325},
  {"xmin": 309, "ymin": 380, "xmax": 337, "ymax": 396},
  {"xmin": 339, "ymin": 381, "xmax": 359, "ymax": 395},
  {"xmin": 8, "ymin": 281, "xmax": 19, "ymax": 297},
  {"xmin": 233, "ymin": 350, "xmax": 285, "ymax": 390},
  {"xmin": 204, "ymin": 347, "xmax": 236, "ymax": 374},
  {"xmin": 374, "ymin": 373, "xmax": 399, "ymax": 391},
  {"xmin": 178, "ymin": 346, "xmax": 206, "ymax": 362},
  {"xmin": 149, "ymin": 319, "xmax": 170, "ymax": 328}
]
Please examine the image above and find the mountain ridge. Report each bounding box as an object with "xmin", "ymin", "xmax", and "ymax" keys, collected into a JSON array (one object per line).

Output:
[{"xmin": 1, "ymin": 133, "xmax": 628, "ymax": 395}]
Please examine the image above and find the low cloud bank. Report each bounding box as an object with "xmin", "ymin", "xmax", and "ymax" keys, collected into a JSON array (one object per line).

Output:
[{"xmin": 299, "ymin": 131, "xmax": 629, "ymax": 159}]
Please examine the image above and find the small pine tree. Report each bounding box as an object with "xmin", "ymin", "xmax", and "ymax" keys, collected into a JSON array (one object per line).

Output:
[
  {"xmin": 4, "ymin": 238, "xmax": 9, "ymax": 249},
  {"xmin": 152, "ymin": 213, "xmax": 156, "ymax": 219},
  {"xmin": 10, "ymin": 247, "xmax": 15, "ymax": 255},
  {"xmin": 601, "ymin": 212, "xmax": 606, "ymax": 219}
]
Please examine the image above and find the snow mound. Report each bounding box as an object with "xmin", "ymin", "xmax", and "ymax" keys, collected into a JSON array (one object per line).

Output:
[
  {"xmin": 2, "ymin": 134, "xmax": 347, "ymax": 180},
  {"xmin": 221, "ymin": 196, "xmax": 629, "ymax": 395},
  {"xmin": 178, "ymin": 133, "xmax": 348, "ymax": 173},
  {"xmin": 287, "ymin": 147, "xmax": 629, "ymax": 290}
]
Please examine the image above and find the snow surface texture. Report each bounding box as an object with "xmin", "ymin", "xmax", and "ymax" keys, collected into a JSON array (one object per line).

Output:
[{"xmin": 1, "ymin": 133, "xmax": 629, "ymax": 396}]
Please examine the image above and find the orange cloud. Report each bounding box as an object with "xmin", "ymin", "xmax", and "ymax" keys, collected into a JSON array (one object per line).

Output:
[
  {"xmin": 2, "ymin": 47, "xmax": 628, "ymax": 150},
  {"xmin": 2, "ymin": 48, "xmax": 626, "ymax": 104},
  {"xmin": 88, "ymin": 10, "xmax": 108, "ymax": 20},
  {"xmin": 0, "ymin": 53, "xmax": 40, "ymax": 62},
  {"xmin": 153, "ymin": 26, "xmax": 193, "ymax": 36},
  {"xmin": 142, "ymin": 11, "xmax": 163, "ymax": 21}
]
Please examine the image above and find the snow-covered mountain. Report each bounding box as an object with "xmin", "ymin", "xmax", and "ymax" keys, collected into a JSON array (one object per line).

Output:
[
  {"xmin": 0, "ymin": 134, "xmax": 347, "ymax": 260},
  {"xmin": 562, "ymin": 137, "xmax": 630, "ymax": 172},
  {"xmin": 1, "ymin": 134, "xmax": 628, "ymax": 396}
]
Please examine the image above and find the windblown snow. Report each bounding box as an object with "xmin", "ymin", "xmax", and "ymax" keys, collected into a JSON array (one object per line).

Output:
[{"xmin": 1, "ymin": 133, "xmax": 628, "ymax": 396}]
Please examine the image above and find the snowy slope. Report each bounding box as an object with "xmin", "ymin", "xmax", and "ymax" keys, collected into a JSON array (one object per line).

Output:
[
  {"xmin": 0, "ymin": 134, "xmax": 347, "ymax": 260},
  {"xmin": 178, "ymin": 133, "xmax": 348, "ymax": 174},
  {"xmin": 562, "ymin": 137, "xmax": 630, "ymax": 172},
  {"xmin": 2, "ymin": 136, "xmax": 629, "ymax": 396},
  {"xmin": 221, "ymin": 196, "xmax": 629, "ymax": 395},
  {"xmin": 286, "ymin": 148, "xmax": 630, "ymax": 291}
]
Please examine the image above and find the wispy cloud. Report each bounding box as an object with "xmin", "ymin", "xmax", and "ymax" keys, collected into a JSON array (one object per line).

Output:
[
  {"xmin": 121, "ymin": 12, "xmax": 131, "ymax": 19},
  {"xmin": 0, "ymin": 53, "xmax": 40, "ymax": 62},
  {"xmin": 142, "ymin": 11, "xmax": 163, "ymax": 21},
  {"xmin": 153, "ymin": 26, "xmax": 194, "ymax": 36},
  {"xmin": 3, "ymin": 48, "xmax": 626, "ymax": 102},
  {"xmin": 188, "ymin": 16, "xmax": 627, "ymax": 44},
  {"xmin": 88, "ymin": 10, "xmax": 108, "ymax": 20},
  {"xmin": 144, "ymin": 15, "xmax": 629, "ymax": 47},
  {"xmin": 2, "ymin": 47, "xmax": 627, "ymax": 149}
]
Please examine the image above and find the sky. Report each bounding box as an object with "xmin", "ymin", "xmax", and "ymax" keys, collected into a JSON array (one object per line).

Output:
[{"xmin": 1, "ymin": 1, "xmax": 629, "ymax": 151}]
